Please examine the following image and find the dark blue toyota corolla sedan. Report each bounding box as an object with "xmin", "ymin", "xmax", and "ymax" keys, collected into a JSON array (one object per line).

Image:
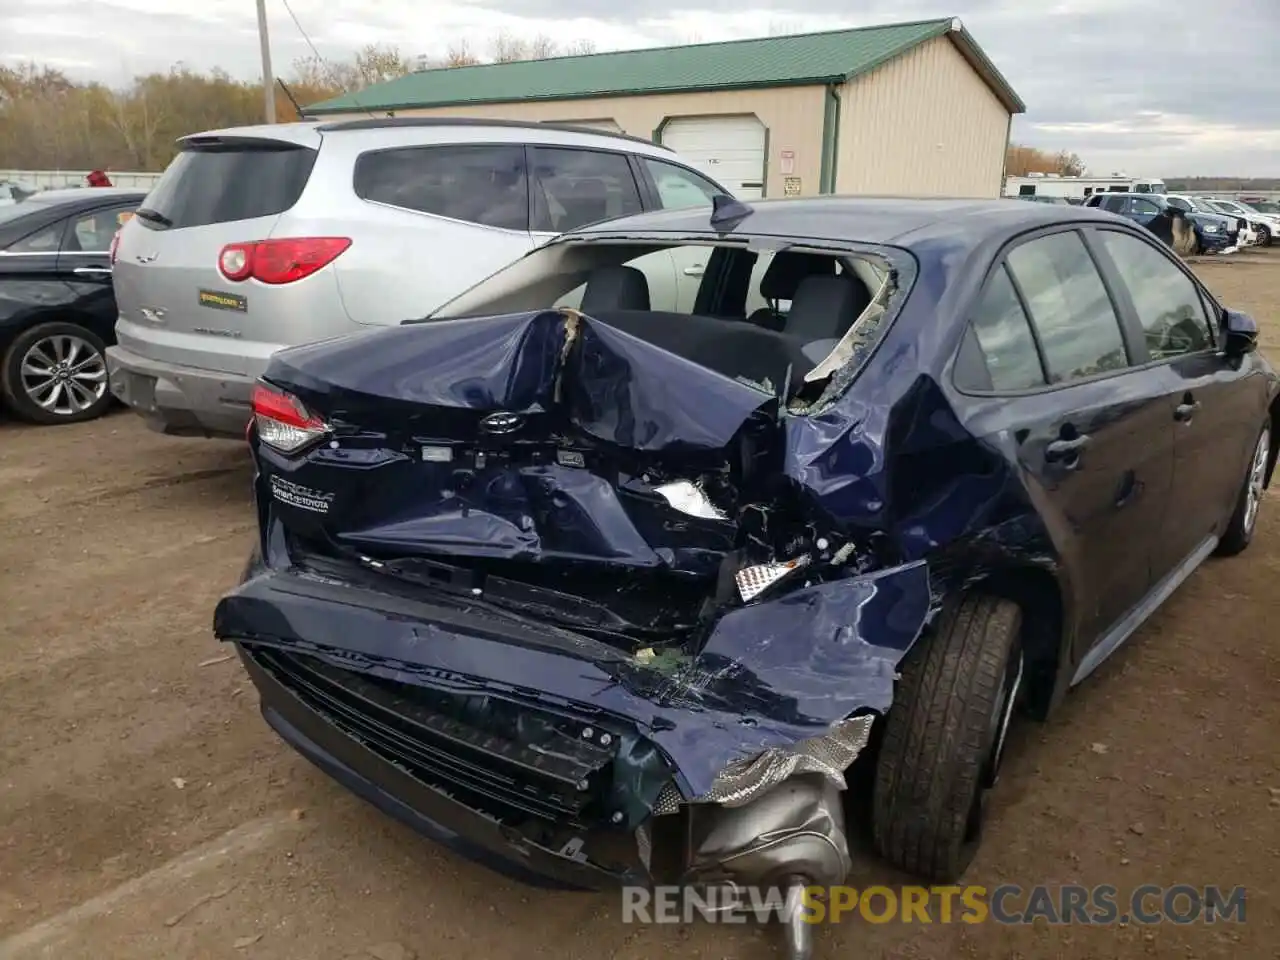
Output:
[{"xmin": 215, "ymin": 196, "xmax": 1277, "ymax": 958}]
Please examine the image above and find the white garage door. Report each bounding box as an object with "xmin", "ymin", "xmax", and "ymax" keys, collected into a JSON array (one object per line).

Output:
[
  {"xmin": 660, "ymin": 115, "xmax": 766, "ymax": 199},
  {"xmin": 546, "ymin": 119, "xmax": 623, "ymax": 134}
]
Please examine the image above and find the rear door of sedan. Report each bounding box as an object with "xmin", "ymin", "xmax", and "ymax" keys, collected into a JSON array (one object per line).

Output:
[
  {"xmin": 952, "ymin": 226, "xmax": 1176, "ymax": 665},
  {"xmin": 1087, "ymin": 226, "xmax": 1265, "ymax": 575}
]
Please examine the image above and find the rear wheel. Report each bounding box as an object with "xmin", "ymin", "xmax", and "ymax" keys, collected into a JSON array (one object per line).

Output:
[
  {"xmin": 1216, "ymin": 422, "xmax": 1270, "ymax": 557},
  {"xmin": 1, "ymin": 321, "xmax": 112, "ymax": 424},
  {"xmin": 1259, "ymin": 225, "xmax": 1273, "ymax": 248},
  {"xmin": 872, "ymin": 594, "xmax": 1023, "ymax": 882}
]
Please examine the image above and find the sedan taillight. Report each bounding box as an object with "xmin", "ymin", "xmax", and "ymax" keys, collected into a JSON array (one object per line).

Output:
[
  {"xmin": 217, "ymin": 238, "xmax": 351, "ymax": 285},
  {"xmin": 109, "ymin": 230, "xmax": 122, "ymax": 265},
  {"xmin": 250, "ymin": 380, "xmax": 328, "ymax": 454}
]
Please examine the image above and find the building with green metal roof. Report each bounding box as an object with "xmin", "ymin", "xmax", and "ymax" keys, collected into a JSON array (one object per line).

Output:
[{"xmin": 309, "ymin": 17, "xmax": 1024, "ymax": 199}]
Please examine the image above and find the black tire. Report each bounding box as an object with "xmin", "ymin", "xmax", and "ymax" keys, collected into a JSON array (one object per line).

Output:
[
  {"xmin": 1215, "ymin": 422, "xmax": 1271, "ymax": 557},
  {"xmin": 1, "ymin": 321, "xmax": 112, "ymax": 425},
  {"xmin": 872, "ymin": 594, "xmax": 1023, "ymax": 883},
  {"xmin": 1258, "ymin": 225, "xmax": 1272, "ymax": 248}
]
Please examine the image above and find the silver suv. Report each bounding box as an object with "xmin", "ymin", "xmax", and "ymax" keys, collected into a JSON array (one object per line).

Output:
[{"xmin": 106, "ymin": 118, "xmax": 731, "ymax": 438}]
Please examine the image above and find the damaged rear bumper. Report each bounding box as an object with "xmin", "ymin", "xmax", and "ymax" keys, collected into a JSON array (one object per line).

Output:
[
  {"xmin": 238, "ymin": 643, "xmax": 632, "ymax": 889},
  {"xmin": 216, "ymin": 561, "xmax": 932, "ymax": 888}
]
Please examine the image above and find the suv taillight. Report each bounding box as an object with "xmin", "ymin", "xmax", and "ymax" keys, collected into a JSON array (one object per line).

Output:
[
  {"xmin": 217, "ymin": 237, "xmax": 351, "ymax": 285},
  {"xmin": 250, "ymin": 380, "xmax": 328, "ymax": 453}
]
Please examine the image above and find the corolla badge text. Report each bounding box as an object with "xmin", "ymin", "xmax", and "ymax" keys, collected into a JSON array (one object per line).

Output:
[{"xmin": 480, "ymin": 411, "xmax": 525, "ymax": 435}]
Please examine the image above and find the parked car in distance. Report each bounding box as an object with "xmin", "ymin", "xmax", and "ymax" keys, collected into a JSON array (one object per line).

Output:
[
  {"xmin": 1163, "ymin": 195, "xmax": 1260, "ymax": 248},
  {"xmin": 1086, "ymin": 191, "xmax": 1238, "ymax": 253},
  {"xmin": 1199, "ymin": 197, "xmax": 1278, "ymax": 247},
  {"xmin": 215, "ymin": 197, "xmax": 1278, "ymax": 960},
  {"xmin": 1238, "ymin": 197, "xmax": 1280, "ymax": 215},
  {"xmin": 0, "ymin": 188, "xmax": 145, "ymax": 424},
  {"xmin": 106, "ymin": 118, "xmax": 733, "ymax": 440}
]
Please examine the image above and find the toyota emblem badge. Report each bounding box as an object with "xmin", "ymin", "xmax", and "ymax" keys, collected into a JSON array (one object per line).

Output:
[{"xmin": 480, "ymin": 411, "xmax": 525, "ymax": 435}]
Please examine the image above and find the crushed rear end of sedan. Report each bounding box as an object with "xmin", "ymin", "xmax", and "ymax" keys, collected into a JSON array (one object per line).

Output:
[{"xmin": 215, "ymin": 198, "xmax": 1066, "ymax": 956}]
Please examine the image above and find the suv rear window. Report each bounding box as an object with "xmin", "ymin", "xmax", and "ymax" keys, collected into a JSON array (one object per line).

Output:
[{"xmin": 138, "ymin": 140, "xmax": 316, "ymax": 230}]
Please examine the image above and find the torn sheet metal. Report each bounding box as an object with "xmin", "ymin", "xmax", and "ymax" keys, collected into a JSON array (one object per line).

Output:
[{"xmin": 214, "ymin": 559, "xmax": 933, "ymax": 797}]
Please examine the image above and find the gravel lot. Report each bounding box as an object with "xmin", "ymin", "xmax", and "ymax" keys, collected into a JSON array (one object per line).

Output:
[{"xmin": 2, "ymin": 249, "xmax": 1278, "ymax": 960}]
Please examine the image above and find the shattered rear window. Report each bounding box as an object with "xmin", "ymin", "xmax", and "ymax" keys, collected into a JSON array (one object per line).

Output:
[{"xmin": 427, "ymin": 235, "xmax": 912, "ymax": 408}]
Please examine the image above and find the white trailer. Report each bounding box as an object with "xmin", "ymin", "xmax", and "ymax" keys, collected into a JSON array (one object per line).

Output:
[{"xmin": 1004, "ymin": 173, "xmax": 1166, "ymax": 201}]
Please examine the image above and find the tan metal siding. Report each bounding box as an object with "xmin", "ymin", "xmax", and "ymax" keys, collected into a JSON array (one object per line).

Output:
[
  {"xmin": 338, "ymin": 86, "xmax": 827, "ymax": 198},
  {"xmin": 835, "ymin": 35, "xmax": 1010, "ymax": 197}
]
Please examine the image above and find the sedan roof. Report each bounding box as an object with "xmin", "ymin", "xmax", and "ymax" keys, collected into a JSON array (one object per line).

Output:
[{"xmin": 572, "ymin": 196, "xmax": 1120, "ymax": 252}]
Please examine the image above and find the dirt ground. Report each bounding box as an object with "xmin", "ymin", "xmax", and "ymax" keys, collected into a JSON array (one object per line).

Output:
[{"xmin": 1, "ymin": 249, "xmax": 1278, "ymax": 960}]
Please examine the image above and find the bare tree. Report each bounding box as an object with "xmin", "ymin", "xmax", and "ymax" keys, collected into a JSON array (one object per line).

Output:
[
  {"xmin": 1055, "ymin": 150, "xmax": 1086, "ymax": 177},
  {"xmin": 441, "ymin": 40, "xmax": 481, "ymax": 67}
]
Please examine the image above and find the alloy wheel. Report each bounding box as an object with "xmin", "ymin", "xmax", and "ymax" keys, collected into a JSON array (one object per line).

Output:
[
  {"xmin": 1243, "ymin": 427, "xmax": 1270, "ymax": 535},
  {"xmin": 18, "ymin": 333, "xmax": 107, "ymax": 418}
]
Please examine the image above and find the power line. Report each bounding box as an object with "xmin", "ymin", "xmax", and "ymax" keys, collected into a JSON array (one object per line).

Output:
[
  {"xmin": 279, "ymin": 0, "xmax": 328, "ymax": 73},
  {"xmin": 278, "ymin": 0, "xmax": 375, "ymax": 117}
]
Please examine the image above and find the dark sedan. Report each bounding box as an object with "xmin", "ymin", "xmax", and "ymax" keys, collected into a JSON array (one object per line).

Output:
[
  {"xmin": 214, "ymin": 197, "xmax": 1277, "ymax": 960},
  {"xmin": 0, "ymin": 188, "xmax": 145, "ymax": 424},
  {"xmin": 1085, "ymin": 191, "xmax": 1238, "ymax": 253}
]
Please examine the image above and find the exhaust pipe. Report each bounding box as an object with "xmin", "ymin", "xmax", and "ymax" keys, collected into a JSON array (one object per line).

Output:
[{"xmin": 681, "ymin": 774, "xmax": 851, "ymax": 960}]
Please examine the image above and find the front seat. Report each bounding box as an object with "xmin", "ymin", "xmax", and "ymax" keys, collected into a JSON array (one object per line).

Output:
[
  {"xmin": 580, "ymin": 265, "xmax": 651, "ymax": 313},
  {"xmin": 746, "ymin": 252, "xmax": 837, "ymax": 330},
  {"xmin": 782, "ymin": 275, "xmax": 872, "ymax": 365}
]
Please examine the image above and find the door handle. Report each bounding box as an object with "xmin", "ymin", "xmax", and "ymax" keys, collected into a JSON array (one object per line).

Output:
[
  {"xmin": 1174, "ymin": 400, "xmax": 1200, "ymax": 422},
  {"xmin": 682, "ymin": 264, "xmax": 705, "ymax": 278},
  {"xmin": 73, "ymin": 266, "xmax": 112, "ymax": 277},
  {"xmin": 1045, "ymin": 434, "xmax": 1090, "ymax": 464}
]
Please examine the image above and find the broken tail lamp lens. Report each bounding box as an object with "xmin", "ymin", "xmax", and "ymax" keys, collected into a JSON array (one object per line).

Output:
[
  {"xmin": 691, "ymin": 715, "xmax": 876, "ymax": 809},
  {"xmin": 734, "ymin": 555, "xmax": 810, "ymax": 603},
  {"xmin": 251, "ymin": 381, "xmax": 328, "ymax": 454}
]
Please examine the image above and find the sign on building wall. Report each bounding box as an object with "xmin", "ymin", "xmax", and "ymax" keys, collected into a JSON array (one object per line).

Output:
[
  {"xmin": 783, "ymin": 177, "xmax": 802, "ymax": 196},
  {"xmin": 780, "ymin": 150, "xmax": 796, "ymax": 175}
]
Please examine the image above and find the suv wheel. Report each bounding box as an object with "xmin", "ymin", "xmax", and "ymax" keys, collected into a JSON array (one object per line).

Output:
[
  {"xmin": 872, "ymin": 594, "xmax": 1023, "ymax": 882},
  {"xmin": 1216, "ymin": 422, "xmax": 1271, "ymax": 557},
  {"xmin": 1259, "ymin": 225, "xmax": 1273, "ymax": 248},
  {"xmin": 1, "ymin": 321, "xmax": 112, "ymax": 425}
]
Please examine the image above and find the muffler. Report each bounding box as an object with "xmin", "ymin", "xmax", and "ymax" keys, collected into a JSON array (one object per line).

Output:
[{"xmin": 682, "ymin": 774, "xmax": 851, "ymax": 960}]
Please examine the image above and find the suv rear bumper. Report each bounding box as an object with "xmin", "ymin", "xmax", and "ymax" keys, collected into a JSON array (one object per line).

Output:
[{"xmin": 105, "ymin": 344, "xmax": 253, "ymax": 439}]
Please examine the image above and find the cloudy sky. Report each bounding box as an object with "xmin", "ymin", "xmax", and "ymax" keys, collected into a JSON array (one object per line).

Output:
[{"xmin": 2, "ymin": 0, "xmax": 1278, "ymax": 176}]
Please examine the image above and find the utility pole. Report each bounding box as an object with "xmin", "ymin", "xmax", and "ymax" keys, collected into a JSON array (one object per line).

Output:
[{"xmin": 256, "ymin": 0, "xmax": 277, "ymax": 123}]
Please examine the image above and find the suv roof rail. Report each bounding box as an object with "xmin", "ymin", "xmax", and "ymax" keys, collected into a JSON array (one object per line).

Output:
[{"xmin": 314, "ymin": 116, "xmax": 673, "ymax": 152}]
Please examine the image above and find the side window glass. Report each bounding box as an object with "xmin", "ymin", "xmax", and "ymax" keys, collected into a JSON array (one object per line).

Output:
[
  {"xmin": 1005, "ymin": 231, "xmax": 1129, "ymax": 384},
  {"xmin": 642, "ymin": 158, "xmax": 722, "ymax": 210},
  {"xmin": 1098, "ymin": 230, "xmax": 1214, "ymax": 359},
  {"xmin": 353, "ymin": 145, "xmax": 529, "ymax": 231},
  {"xmin": 69, "ymin": 206, "xmax": 137, "ymax": 252},
  {"xmin": 1102, "ymin": 196, "xmax": 1127, "ymax": 214},
  {"xmin": 8, "ymin": 222, "xmax": 63, "ymax": 253},
  {"xmin": 530, "ymin": 147, "xmax": 643, "ymax": 232},
  {"xmin": 967, "ymin": 265, "xmax": 1046, "ymax": 391},
  {"xmin": 1132, "ymin": 199, "xmax": 1160, "ymax": 216}
]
